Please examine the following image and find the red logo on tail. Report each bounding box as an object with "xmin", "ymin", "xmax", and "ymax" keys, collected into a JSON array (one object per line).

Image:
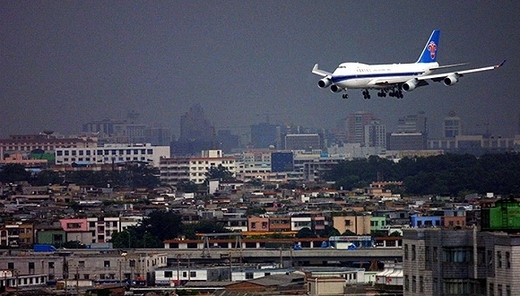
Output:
[{"xmin": 427, "ymin": 41, "xmax": 437, "ymax": 59}]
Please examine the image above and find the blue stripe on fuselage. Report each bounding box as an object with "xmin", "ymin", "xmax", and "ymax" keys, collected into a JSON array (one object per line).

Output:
[{"xmin": 331, "ymin": 71, "xmax": 425, "ymax": 84}]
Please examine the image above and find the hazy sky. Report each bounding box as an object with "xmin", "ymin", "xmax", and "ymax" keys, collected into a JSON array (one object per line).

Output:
[{"xmin": 1, "ymin": 1, "xmax": 518, "ymax": 139}]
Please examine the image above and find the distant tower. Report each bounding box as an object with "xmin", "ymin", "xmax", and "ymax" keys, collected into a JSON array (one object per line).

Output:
[
  {"xmin": 250, "ymin": 122, "xmax": 278, "ymax": 149},
  {"xmin": 175, "ymin": 104, "xmax": 215, "ymax": 156},
  {"xmin": 443, "ymin": 111, "xmax": 462, "ymax": 138},
  {"xmin": 179, "ymin": 104, "xmax": 213, "ymax": 142},
  {"xmin": 364, "ymin": 120, "xmax": 386, "ymax": 148},
  {"xmin": 397, "ymin": 111, "xmax": 428, "ymax": 135},
  {"xmin": 127, "ymin": 110, "xmax": 140, "ymax": 123},
  {"xmin": 346, "ymin": 111, "xmax": 378, "ymax": 145}
]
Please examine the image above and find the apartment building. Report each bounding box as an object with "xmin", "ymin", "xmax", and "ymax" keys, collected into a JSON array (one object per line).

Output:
[
  {"xmin": 59, "ymin": 216, "xmax": 140, "ymax": 244},
  {"xmin": 0, "ymin": 250, "xmax": 166, "ymax": 284},
  {"xmin": 159, "ymin": 150, "xmax": 236, "ymax": 185},
  {"xmin": 0, "ymin": 134, "xmax": 97, "ymax": 161},
  {"xmin": 0, "ymin": 222, "xmax": 34, "ymax": 248},
  {"xmin": 403, "ymin": 228, "xmax": 520, "ymax": 296},
  {"xmin": 332, "ymin": 214, "xmax": 372, "ymax": 235},
  {"xmin": 55, "ymin": 143, "xmax": 170, "ymax": 167}
]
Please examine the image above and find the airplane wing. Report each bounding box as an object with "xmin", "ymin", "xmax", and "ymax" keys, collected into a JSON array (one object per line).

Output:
[
  {"xmin": 429, "ymin": 62, "xmax": 469, "ymax": 70},
  {"xmin": 312, "ymin": 64, "xmax": 332, "ymax": 77},
  {"xmin": 418, "ymin": 60, "xmax": 505, "ymax": 82}
]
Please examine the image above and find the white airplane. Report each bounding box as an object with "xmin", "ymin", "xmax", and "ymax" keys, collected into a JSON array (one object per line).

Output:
[{"xmin": 312, "ymin": 30, "xmax": 505, "ymax": 99}]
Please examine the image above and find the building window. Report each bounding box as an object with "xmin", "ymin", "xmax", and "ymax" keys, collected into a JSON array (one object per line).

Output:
[
  {"xmin": 344, "ymin": 220, "xmax": 351, "ymax": 227},
  {"xmin": 433, "ymin": 247, "xmax": 438, "ymax": 262},
  {"xmin": 497, "ymin": 251, "xmax": 502, "ymax": 268},
  {"xmin": 246, "ymin": 272, "xmax": 254, "ymax": 279},
  {"xmin": 404, "ymin": 244, "xmax": 409, "ymax": 260},
  {"xmin": 488, "ymin": 250, "xmax": 493, "ymax": 268},
  {"xmin": 412, "ymin": 276, "xmax": 416, "ymax": 292},
  {"xmin": 489, "ymin": 283, "xmax": 494, "ymax": 296},
  {"xmin": 404, "ymin": 275, "xmax": 409, "ymax": 291},
  {"xmin": 104, "ymin": 261, "xmax": 110, "ymax": 267},
  {"xmin": 79, "ymin": 261, "xmax": 85, "ymax": 268},
  {"xmin": 443, "ymin": 247, "xmax": 471, "ymax": 263},
  {"xmin": 419, "ymin": 276, "xmax": 424, "ymax": 292},
  {"xmin": 506, "ymin": 252, "xmax": 511, "ymax": 269},
  {"xmin": 190, "ymin": 271, "xmax": 196, "ymax": 278},
  {"xmin": 412, "ymin": 245, "xmax": 416, "ymax": 261},
  {"xmin": 164, "ymin": 271, "xmax": 172, "ymax": 278}
]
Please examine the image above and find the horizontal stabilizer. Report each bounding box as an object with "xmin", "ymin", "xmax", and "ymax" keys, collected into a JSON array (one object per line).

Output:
[{"xmin": 312, "ymin": 64, "xmax": 332, "ymax": 77}]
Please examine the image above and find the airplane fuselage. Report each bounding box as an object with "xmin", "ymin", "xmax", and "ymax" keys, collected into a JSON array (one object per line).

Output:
[
  {"xmin": 330, "ymin": 62, "xmax": 438, "ymax": 90},
  {"xmin": 312, "ymin": 30, "xmax": 504, "ymax": 99}
]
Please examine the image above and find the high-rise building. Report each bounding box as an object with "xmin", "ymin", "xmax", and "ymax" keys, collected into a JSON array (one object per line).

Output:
[
  {"xmin": 175, "ymin": 104, "xmax": 215, "ymax": 156},
  {"xmin": 443, "ymin": 111, "xmax": 462, "ymax": 138},
  {"xmin": 364, "ymin": 120, "xmax": 386, "ymax": 148},
  {"xmin": 216, "ymin": 130, "xmax": 240, "ymax": 153},
  {"xmin": 179, "ymin": 104, "xmax": 214, "ymax": 142},
  {"xmin": 250, "ymin": 122, "xmax": 278, "ymax": 149},
  {"xmin": 346, "ymin": 111, "xmax": 378, "ymax": 145},
  {"xmin": 285, "ymin": 134, "xmax": 321, "ymax": 151},
  {"xmin": 145, "ymin": 126, "xmax": 173, "ymax": 146},
  {"xmin": 398, "ymin": 112, "xmax": 428, "ymax": 135}
]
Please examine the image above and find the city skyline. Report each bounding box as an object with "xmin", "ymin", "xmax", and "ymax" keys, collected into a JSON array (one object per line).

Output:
[
  {"xmin": 1, "ymin": 2, "xmax": 518, "ymax": 139},
  {"xmin": 1, "ymin": 104, "xmax": 513, "ymax": 145}
]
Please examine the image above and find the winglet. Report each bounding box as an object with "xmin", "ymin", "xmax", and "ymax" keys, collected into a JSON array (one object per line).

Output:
[{"xmin": 496, "ymin": 60, "xmax": 506, "ymax": 68}]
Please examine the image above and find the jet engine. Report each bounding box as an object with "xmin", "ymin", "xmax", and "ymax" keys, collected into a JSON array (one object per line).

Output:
[
  {"xmin": 443, "ymin": 74, "xmax": 459, "ymax": 86},
  {"xmin": 318, "ymin": 78, "xmax": 332, "ymax": 88},
  {"xmin": 402, "ymin": 79, "xmax": 418, "ymax": 92},
  {"xmin": 330, "ymin": 84, "xmax": 343, "ymax": 93}
]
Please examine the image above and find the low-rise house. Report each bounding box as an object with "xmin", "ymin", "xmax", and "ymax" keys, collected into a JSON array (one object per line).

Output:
[
  {"xmin": 225, "ymin": 273, "xmax": 306, "ymax": 294},
  {"xmin": 155, "ymin": 266, "xmax": 230, "ymax": 286}
]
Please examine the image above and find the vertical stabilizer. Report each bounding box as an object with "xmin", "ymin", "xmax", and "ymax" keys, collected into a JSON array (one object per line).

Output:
[{"xmin": 416, "ymin": 30, "xmax": 440, "ymax": 63}]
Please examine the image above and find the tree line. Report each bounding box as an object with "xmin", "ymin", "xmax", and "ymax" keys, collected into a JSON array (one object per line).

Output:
[
  {"xmin": 322, "ymin": 153, "xmax": 520, "ymax": 196},
  {"xmin": 110, "ymin": 211, "xmax": 230, "ymax": 248},
  {"xmin": 0, "ymin": 163, "xmax": 161, "ymax": 189}
]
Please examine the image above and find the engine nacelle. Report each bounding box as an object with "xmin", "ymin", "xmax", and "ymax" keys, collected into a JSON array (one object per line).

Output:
[
  {"xmin": 330, "ymin": 84, "xmax": 343, "ymax": 93},
  {"xmin": 443, "ymin": 74, "xmax": 459, "ymax": 86},
  {"xmin": 402, "ymin": 79, "xmax": 418, "ymax": 92},
  {"xmin": 318, "ymin": 78, "xmax": 332, "ymax": 88}
]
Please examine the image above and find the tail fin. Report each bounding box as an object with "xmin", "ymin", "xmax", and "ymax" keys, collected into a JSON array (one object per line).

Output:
[{"xmin": 416, "ymin": 30, "xmax": 440, "ymax": 63}]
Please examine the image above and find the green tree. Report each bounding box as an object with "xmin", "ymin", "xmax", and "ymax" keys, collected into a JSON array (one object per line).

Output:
[
  {"xmin": 143, "ymin": 211, "xmax": 184, "ymax": 241},
  {"xmin": 316, "ymin": 226, "xmax": 340, "ymax": 238},
  {"xmin": 183, "ymin": 220, "xmax": 230, "ymax": 240},
  {"xmin": 205, "ymin": 164, "xmax": 235, "ymax": 182},
  {"xmin": 61, "ymin": 240, "xmax": 86, "ymax": 249},
  {"xmin": 31, "ymin": 170, "xmax": 62, "ymax": 186},
  {"xmin": 176, "ymin": 180, "xmax": 199, "ymax": 193},
  {"xmin": 0, "ymin": 164, "xmax": 31, "ymax": 183},
  {"xmin": 296, "ymin": 227, "xmax": 317, "ymax": 238}
]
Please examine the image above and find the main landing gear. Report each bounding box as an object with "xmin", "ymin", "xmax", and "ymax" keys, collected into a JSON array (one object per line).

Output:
[
  {"xmin": 377, "ymin": 87, "xmax": 404, "ymax": 99},
  {"xmin": 389, "ymin": 88, "xmax": 404, "ymax": 99},
  {"xmin": 362, "ymin": 89, "xmax": 371, "ymax": 99}
]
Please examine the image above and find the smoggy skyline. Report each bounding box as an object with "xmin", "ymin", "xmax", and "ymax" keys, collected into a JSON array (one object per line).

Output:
[{"xmin": 1, "ymin": 1, "xmax": 518, "ymax": 139}]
